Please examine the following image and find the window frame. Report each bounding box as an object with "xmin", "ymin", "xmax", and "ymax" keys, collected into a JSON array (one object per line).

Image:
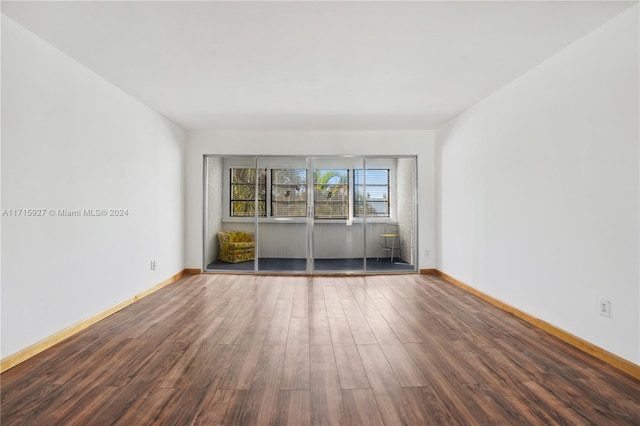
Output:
[
  {"xmin": 224, "ymin": 158, "xmax": 396, "ymax": 223},
  {"xmin": 270, "ymin": 168, "xmax": 308, "ymax": 218},
  {"xmin": 313, "ymin": 169, "xmax": 350, "ymax": 220},
  {"xmin": 353, "ymin": 168, "xmax": 391, "ymax": 218},
  {"xmin": 229, "ymin": 167, "xmax": 267, "ymax": 217}
]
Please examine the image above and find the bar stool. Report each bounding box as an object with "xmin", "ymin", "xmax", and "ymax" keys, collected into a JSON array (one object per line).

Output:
[{"xmin": 377, "ymin": 223, "xmax": 401, "ymax": 262}]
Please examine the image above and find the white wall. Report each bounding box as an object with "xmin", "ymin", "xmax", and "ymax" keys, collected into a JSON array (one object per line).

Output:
[
  {"xmin": 436, "ymin": 5, "xmax": 639, "ymax": 363},
  {"xmin": 187, "ymin": 131, "xmax": 436, "ymax": 270},
  {"xmin": 1, "ymin": 16, "xmax": 186, "ymax": 359}
]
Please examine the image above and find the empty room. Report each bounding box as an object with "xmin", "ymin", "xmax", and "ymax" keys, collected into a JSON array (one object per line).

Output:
[{"xmin": 1, "ymin": 1, "xmax": 639, "ymax": 424}]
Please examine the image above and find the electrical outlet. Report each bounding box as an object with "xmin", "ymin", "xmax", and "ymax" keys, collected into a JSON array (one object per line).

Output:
[
  {"xmin": 150, "ymin": 260, "xmax": 157, "ymax": 271},
  {"xmin": 424, "ymin": 249, "xmax": 430, "ymax": 257},
  {"xmin": 599, "ymin": 299, "xmax": 611, "ymax": 318}
]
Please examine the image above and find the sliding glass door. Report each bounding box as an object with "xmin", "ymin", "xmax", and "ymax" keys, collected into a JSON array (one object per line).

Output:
[
  {"xmin": 311, "ymin": 156, "xmax": 365, "ymax": 273},
  {"xmin": 204, "ymin": 155, "xmax": 417, "ymax": 274},
  {"xmin": 256, "ymin": 156, "xmax": 309, "ymax": 273}
]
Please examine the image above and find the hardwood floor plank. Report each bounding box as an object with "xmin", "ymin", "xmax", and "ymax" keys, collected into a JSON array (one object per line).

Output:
[
  {"xmin": 328, "ymin": 317, "xmax": 370, "ymax": 389},
  {"xmin": 369, "ymin": 275, "xmax": 406, "ymax": 301},
  {"xmin": 218, "ymin": 321, "xmax": 271, "ymax": 390},
  {"xmin": 309, "ymin": 299, "xmax": 332, "ymax": 346},
  {"xmin": 310, "ymin": 278, "xmax": 325, "ymax": 300},
  {"xmin": 578, "ymin": 376, "xmax": 640, "ymax": 423},
  {"xmin": 1, "ymin": 383, "xmax": 71, "ymax": 424},
  {"xmin": 402, "ymin": 386, "xmax": 456, "ymax": 426},
  {"xmin": 110, "ymin": 339, "xmax": 185, "ymax": 390},
  {"xmin": 280, "ymin": 318, "xmax": 309, "ymax": 390},
  {"xmin": 86, "ymin": 379, "xmax": 161, "ymax": 425},
  {"xmin": 466, "ymin": 382, "xmax": 535, "ymax": 424},
  {"xmin": 328, "ymin": 316, "xmax": 355, "ymax": 345},
  {"xmin": 278, "ymin": 277, "xmax": 296, "ymax": 301},
  {"xmin": 522, "ymin": 380, "xmax": 594, "ymax": 425},
  {"xmin": 354, "ymin": 293, "xmax": 384, "ymax": 318},
  {"xmin": 234, "ymin": 295, "xmax": 260, "ymax": 319},
  {"xmin": 49, "ymin": 335, "xmax": 130, "ymax": 387},
  {"xmin": 334, "ymin": 277, "xmax": 355, "ymax": 299},
  {"xmin": 218, "ymin": 344, "xmax": 260, "ymax": 390},
  {"xmin": 1, "ymin": 336, "xmax": 99, "ymax": 390},
  {"xmin": 379, "ymin": 274, "xmax": 418, "ymax": 299},
  {"xmin": 448, "ymin": 339, "xmax": 509, "ymax": 388},
  {"xmin": 232, "ymin": 315, "xmax": 271, "ymax": 347},
  {"xmin": 340, "ymin": 298, "xmax": 377, "ymax": 345},
  {"xmin": 369, "ymin": 296, "xmax": 423, "ymax": 343},
  {"xmin": 192, "ymin": 314, "xmax": 233, "ymax": 345},
  {"xmin": 48, "ymin": 385, "xmax": 124, "ymax": 425},
  {"xmin": 281, "ymin": 316, "xmax": 310, "ymax": 391},
  {"xmin": 101, "ymin": 338, "xmax": 159, "ymax": 387},
  {"xmin": 142, "ymin": 377, "xmax": 208, "ymax": 425},
  {"xmin": 237, "ymin": 345, "xmax": 286, "ymax": 425},
  {"xmin": 404, "ymin": 342, "xmax": 488, "ymax": 424},
  {"xmin": 112, "ymin": 387, "xmax": 178, "ymax": 425},
  {"xmin": 189, "ymin": 342, "xmax": 236, "ymax": 385},
  {"xmin": 359, "ymin": 277, "xmax": 386, "ymax": 299},
  {"xmin": 287, "ymin": 316, "xmax": 310, "ymax": 347},
  {"xmin": 218, "ymin": 294, "xmax": 253, "ymax": 320},
  {"xmin": 357, "ymin": 344, "xmax": 414, "ymax": 425},
  {"xmin": 281, "ymin": 343, "xmax": 310, "ymax": 390},
  {"xmin": 256, "ymin": 278, "xmax": 282, "ymax": 318},
  {"xmin": 265, "ymin": 299, "xmax": 293, "ymax": 346},
  {"xmin": 376, "ymin": 277, "xmax": 426, "ymax": 318},
  {"xmin": 341, "ymin": 388, "xmax": 385, "ymax": 426},
  {"xmin": 291, "ymin": 277, "xmax": 310, "ymax": 318},
  {"xmin": 191, "ymin": 389, "xmax": 246, "ymax": 426},
  {"xmin": 366, "ymin": 315, "xmax": 429, "ymax": 387},
  {"xmin": 309, "ymin": 345, "xmax": 345, "ymax": 425},
  {"xmin": 333, "ymin": 343, "xmax": 371, "ymax": 389},
  {"xmin": 323, "ymin": 283, "xmax": 346, "ymax": 318},
  {"xmin": 275, "ymin": 390, "xmax": 311, "ymax": 426}
]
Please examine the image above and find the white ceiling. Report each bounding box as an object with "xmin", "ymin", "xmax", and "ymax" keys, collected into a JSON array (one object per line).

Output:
[{"xmin": 2, "ymin": 1, "xmax": 635, "ymax": 130}]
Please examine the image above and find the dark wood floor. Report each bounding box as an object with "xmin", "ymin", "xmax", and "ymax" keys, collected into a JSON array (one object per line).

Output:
[{"xmin": 2, "ymin": 274, "xmax": 639, "ymax": 425}]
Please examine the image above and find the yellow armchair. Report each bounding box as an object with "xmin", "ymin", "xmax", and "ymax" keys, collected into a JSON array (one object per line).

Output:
[{"xmin": 218, "ymin": 231, "xmax": 255, "ymax": 263}]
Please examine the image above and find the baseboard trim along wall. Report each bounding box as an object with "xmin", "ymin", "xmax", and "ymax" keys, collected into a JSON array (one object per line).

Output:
[
  {"xmin": 421, "ymin": 269, "xmax": 640, "ymax": 380},
  {"xmin": 0, "ymin": 268, "xmax": 202, "ymax": 373}
]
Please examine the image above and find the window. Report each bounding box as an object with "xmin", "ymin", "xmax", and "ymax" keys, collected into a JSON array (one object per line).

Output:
[
  {"xmin": 354, "ymin": 169, "xmax": 390, "ymax": 217},
  {"xmin": 229, "ymin": 166, "xmax": 391, "ymax": 220},
  {"xmin": 230, "ymin": 168, "xmax": 266, "ymax": 217},
  {"xmin": 271, "ymin": 169, "xmax": 307, "ymax": 217},
  {"xmin": 314, "ymin": 169, "xmax": 349, "ymax": 219}
]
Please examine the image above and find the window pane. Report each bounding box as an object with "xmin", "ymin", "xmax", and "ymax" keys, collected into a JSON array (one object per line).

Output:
[
  {"xmin": 271, "ymin": 169, "xmax": 307, "ymax": 217},
  {"xmin": 230, "ymin": 168, "xmax": 266, "ymax": 217},
  {"xmin": 230, "ymin": 201, "xmax": 266, "ymax": 217},
  {"xmin": 354, "ymin": 169, "xmax": 389, "ymax": 217},
  {"xmin": 232, "ymin": 184, "xmax": 256, "ymax": 200},
  {"xmin": 314, "ymin": 169, "xmax": 349, "ymax": 219}
]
